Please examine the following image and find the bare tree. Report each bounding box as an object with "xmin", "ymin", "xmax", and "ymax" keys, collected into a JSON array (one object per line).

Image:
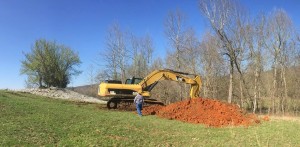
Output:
[
  {"xmin": 199, "ymin": 0, "xmax": 246, "ymax": 103},
  {"xmin": 164, "ymin": 9, "xmax": 187, "ymax": 71},
  {"xmin": 103, "ymin": 23, "xmax": 129, "ymax": 82},
  {"xmin": 96, "ymin": 69, "xmax": 111, "ymax": 82},
  {"xmin": 266, "ymin": 9, "xmax": 294, "ymax": 115},
  {"xmin": 150, "ymin": 57, "xmax": 165, "ymax": 71},
  {"xmin": 164, "ymin": 9, "xmax": 190, "ymax": 100},
  {"xmin": 87, "ymin": 64, "xmax": 96, "ymax": 85},
  {"xmin": 140, "ymin": 34, "xmax": 154, "ymax": 76},
  {"xmin": 182, "ymin": 28, "xmax": 200, "ymax": 74},
  {"xmin": 243, "ymin": 13, "xmax": 267, "ymax": 113},
  {"xmin": 129, "ymin": 34, "xmax": 154, "ymax": 78},
  {"xmin": 199, "ymin": 32, "xmax": 225, "ymax": 98},
  {"xmin": 130, "ymin": 34, "xmax": 140, "ymax": 77}
]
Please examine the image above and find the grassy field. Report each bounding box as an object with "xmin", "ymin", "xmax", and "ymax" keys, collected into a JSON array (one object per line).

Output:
[{"xmin": 1, "ymin": 90, "xmax": 300, "ymax": 146}]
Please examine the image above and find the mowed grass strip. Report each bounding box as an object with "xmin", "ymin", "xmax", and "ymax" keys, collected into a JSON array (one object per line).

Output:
[{"xmin": 0, "ymin": 90, "xmax": 300, "ymax": 146}]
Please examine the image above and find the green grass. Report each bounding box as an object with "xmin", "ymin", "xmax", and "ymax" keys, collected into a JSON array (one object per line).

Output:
[{"xmin": 1, "ymin": 90, "xmax": 300, "ymax": 146}]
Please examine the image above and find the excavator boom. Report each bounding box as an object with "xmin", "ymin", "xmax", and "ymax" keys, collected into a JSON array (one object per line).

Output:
[{"xmin": 138, "ymin": 69, "xmax": 201, "ymax": 98}]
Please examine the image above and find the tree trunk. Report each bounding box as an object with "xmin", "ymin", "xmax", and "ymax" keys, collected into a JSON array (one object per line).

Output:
[
  {"xmin": 281, "ymin": 65, "xmax": 288, "ymax": 116},
  {"xmin": 228, "ymin": 60, "xmax": 234, "ymax": 103},
  {"xmin": 239, "ymin": 80, "xmax": 244, "ymax": 108},
  {"xmin": 253, "ymin": 68, "xmax": 258, "ymax": 113},
  {"xmin": 203, "ymin": 79, "xmax": 207, "ymax": 98},
  {"xmin": 272, "ymin": 65, "xmax": 277, "ymax": 115},
  {"xmin": 38, "ymin": 72, "xmax": 43, "ymax": 88}
]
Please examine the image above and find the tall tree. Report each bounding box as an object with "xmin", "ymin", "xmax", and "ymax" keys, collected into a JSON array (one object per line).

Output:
[
  {"xmin": 199, "ymin": 32, "xmax": 225, "ymax": 98},
  {"xmin": 21, "ymin": 39, "xmax": 81, "ymax": 88},
  {"xmin": 182, "ymin": 28, "xmax": 200, "ymax": 74},
  {"xmin": 266, "ymin": 9, "xmax": 294, "ymax": 115},
  {"xmin": 199, "ymin": 0, "xmax": 247, "ymax": 103},
  {"xmin": 103, "ymin": 23, "xmax": 129, "ymax": 82},
  {"xmin": 164, "ymin": 9, "xmax": 193, "ymax": 100},
  {"xmin": 129, "ymin": 34, "xmax": 154, "ymax": 78},
  {"xmin": 243, "ymin": 13, "xmax": 267, "ymax": 112},
  {"xmin": 164, "ymin": 9, "xmax": 187, "ymax": 71}
]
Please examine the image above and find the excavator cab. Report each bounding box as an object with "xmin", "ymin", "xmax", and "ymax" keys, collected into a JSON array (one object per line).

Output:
[{"xmin": 125, "ymin": 77, "xmax": 143, "ymax": 84}]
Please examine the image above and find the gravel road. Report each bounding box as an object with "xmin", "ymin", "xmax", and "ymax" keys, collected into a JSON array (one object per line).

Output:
[{"xmin": 15, "ymin": 88, "xmax": 107, "ymax": 104}]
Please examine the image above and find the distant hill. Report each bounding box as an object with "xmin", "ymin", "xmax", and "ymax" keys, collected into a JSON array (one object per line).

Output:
[{"xmin": 68, "ymin": 84, "xmax": 99, "ymax": 98}]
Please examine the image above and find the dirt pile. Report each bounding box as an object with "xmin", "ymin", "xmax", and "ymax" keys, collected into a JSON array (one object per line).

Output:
[{"xmin": 142, "ymin": 98, "xmax": 260, "ymax": 127}]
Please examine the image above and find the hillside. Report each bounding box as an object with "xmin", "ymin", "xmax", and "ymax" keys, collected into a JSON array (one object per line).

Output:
[
  {"xmin": 1, "ymin": 90, "xmax": 300, "ymax": 146},
  {"xmin": 68, "ymin": 84, "xmax": 99, "ymax": 98}
]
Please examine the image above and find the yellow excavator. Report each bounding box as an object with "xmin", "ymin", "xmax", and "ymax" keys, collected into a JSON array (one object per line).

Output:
[{"xmin": 98, "ymin": 69, "xmax": 202, "ymax": 109}]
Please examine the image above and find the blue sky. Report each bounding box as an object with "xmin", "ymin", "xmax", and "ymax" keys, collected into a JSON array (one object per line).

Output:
[{"xmin": 0, "ymin": 0, "xmax": 299, "ymax": 89}]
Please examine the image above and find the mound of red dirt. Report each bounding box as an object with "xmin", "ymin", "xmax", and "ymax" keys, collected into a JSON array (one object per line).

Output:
[{"xmin": 142, "ymin": 98, "xmax": 260, "ymax": 127}]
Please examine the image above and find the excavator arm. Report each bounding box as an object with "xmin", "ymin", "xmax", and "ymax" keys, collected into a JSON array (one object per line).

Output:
[{"xmin": 138, "ymin": 69, "xmax": 201, "ymax": 98}]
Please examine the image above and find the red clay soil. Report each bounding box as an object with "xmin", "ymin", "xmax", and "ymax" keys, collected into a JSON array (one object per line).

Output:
[
  {"xmin": 142, "ymin": 98, "xmax": 260, "ymax": 127},
  {"xmin": 263, "ymin": 115, "xmax": 270, "ymax": 121}
]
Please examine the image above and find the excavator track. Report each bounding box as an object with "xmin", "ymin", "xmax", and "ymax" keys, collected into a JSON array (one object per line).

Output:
[{"xmin": 106, "ymin": 97, "xmax": 164, "ymax": 109}]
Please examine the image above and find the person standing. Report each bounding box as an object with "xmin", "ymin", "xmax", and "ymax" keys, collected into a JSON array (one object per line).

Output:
[{"xmin": 134, "ymin": 92, "xmax": 144, "ymax": 116}]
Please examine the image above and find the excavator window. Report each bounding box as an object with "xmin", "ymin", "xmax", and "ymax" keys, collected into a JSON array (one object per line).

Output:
[
  {"xmin": 134, "ymin": 78, "xmax": 142, "ymax": 84},
  {"xmin": 125, "ymin": 79, "xmax": 132, "ymax": 84},
  {"xmin": 125, "ymin": 77, "xmax": 143, "ymax": 84}
]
